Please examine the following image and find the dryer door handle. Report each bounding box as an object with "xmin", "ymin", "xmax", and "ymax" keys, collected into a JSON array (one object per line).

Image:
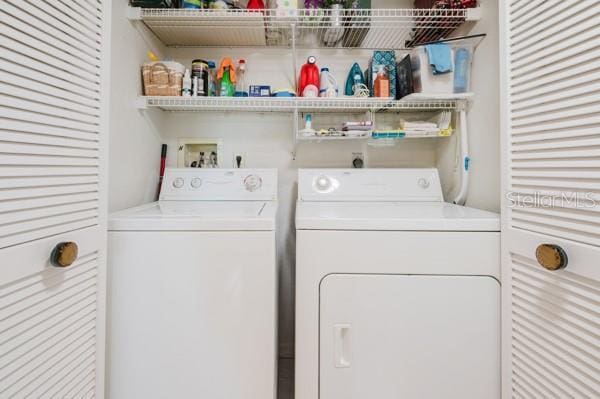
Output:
[{"xmin": 334, "ymin": 324, "xmax": 351, "ymax": 368}]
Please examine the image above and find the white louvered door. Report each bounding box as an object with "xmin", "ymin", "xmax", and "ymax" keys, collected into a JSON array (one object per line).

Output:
[
  {"xmin": 0, "ymin": 0, "xmax": 110, "ymax": 397},
  {"xmin": 501, "ymin": 1, "xmax": 600, "ymax": 398}
]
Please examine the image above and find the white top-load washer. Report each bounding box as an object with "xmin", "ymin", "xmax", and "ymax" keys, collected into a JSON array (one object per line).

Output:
[
  {"xmin": 108, "ymin": 168, "xmax": 278, "ymax": 399},
  {"xmin": 295, "ymin": 168, "xmax": 501, "ymax": 399}
]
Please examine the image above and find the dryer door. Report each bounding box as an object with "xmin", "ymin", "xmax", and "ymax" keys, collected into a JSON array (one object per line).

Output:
[{"xmin": 320, "ymin": 274, "xmax": 500, "ymax": 399}]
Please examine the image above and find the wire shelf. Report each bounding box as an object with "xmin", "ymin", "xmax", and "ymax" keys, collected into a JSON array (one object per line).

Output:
[
  {"xmin": 132, "ymin": 8, "xmax": 480, "ymax": 49},
  {"xmin": 136, "ymin": 96, "xmax": 465, "ymax": 112},
  {"xmin": 297, "ymin": 131, "xmax": 372, "ymax": 140}
]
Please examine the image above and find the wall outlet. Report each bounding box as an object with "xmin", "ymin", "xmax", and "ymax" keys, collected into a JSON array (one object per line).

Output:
[
  {"xmin": 352, "ymin": 152, "xmax": 365, "ymax": 168},
  {"xmin": 233, "ymin": 153, "xmax": 246, "ymax": 168}
]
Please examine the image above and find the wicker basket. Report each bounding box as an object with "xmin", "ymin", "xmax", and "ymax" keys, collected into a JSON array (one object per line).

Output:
[{"xmin": 142, "ymin": 62, "xmax": 184, "ymax": 96}]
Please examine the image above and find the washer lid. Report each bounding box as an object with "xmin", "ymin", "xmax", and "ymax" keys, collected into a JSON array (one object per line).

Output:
[
  {"xmin": 296, "ymin": 201, "xmax": 500, "ymax": 231},
  {"xmin": 109, "ymin": 201, "xmax": 277, "ymax": 231}
]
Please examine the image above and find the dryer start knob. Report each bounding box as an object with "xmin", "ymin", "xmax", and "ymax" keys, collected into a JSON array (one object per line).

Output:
[{"xmin": 172, "ymin": 177, "xmax": 185, "ymax": 188}]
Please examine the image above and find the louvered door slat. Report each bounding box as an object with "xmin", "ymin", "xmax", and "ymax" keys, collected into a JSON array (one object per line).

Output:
[
  {"xmin": 503, "ymin": 0, "xmax": 600, "ymax": 397},
  {"xmin": 0, "ymin": 131, "xmax": 98, "ymax": 150},
  {"xmin": 0, "ymin": 72, "xmax": 100, "ymax": 110},
  {"xmin": 1, "ymin": 8, "xmax": 100, "ymax": 70},
  {"xmin": 0, "ymin": 95, "xmax": 99, "ymax": 126},
  {"xmin": 512, "ymin": 136, "xmax": 600, "ymax": 152},
  {"xmin": 45, "ymin": 0, "xmax": 101, "ymax": 38},
  {"xmin": 510, "ymin": 60, "xmax": 600, "ymax": 97},
  {"xmin": 0, "ymin": 35, "xmax": 100, "ymax": 85},
  {"xmin": 512, "ymin": 9, "xmax": 599, "ymax": 67},
  {"xmin": 5, "ymin": 1, "xmax": 100, "ymax": 52},
  {"xmin": 1, "ymin": 83, "xmax": 100, "ymax": 117},
  {"xmin": 1, "ymin": 119, "xmax": 99, "ymax": 142},
  {"xmin": 510, "ymin": 1, "xmax": 588, "ymax": 42},
  {"xmin": 55, "ymin": 363, "xmax": 96, "ymax": 399},
  {"xmin": 0, "ymin": 0, "xmax": 108, "ymax": 396},
  {"xmin": 0, "ymin": 58, "xmax": 100, "ymax": 101},
  {"xmin": 0, "ymin": 108, "xmax": 99, "ymax": 134},
  {"xmin": 2, "ymin": 1, "xmax": 100, "ymax": 60},
  {"xmin": 0, "ymin": 143, "xmax": 98, "ymax": 159}
]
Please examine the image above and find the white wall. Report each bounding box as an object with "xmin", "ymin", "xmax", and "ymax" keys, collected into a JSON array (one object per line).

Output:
[
  {"xmin": 108, "ymin": 0, "xmax": 166, "ymax": 212},
  {"xmin": 109, "ymin": 0, "xmax": 500, "ymax": 396}
]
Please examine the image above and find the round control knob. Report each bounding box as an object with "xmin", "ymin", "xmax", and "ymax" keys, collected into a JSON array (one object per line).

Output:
[
  {"xmin": 244, "ymin": 174, "xmax": 262, "ymax": 192},
  {"xmin": 190, "ymin": 177, "xmax": 202, "ymax": 189},
  {"xmin": 418, "ymin": 178, "xmax": 430, "ymax": 189},
  {"xmin": 172, "ymin": 177, "xmax": 185, "ymax": 188},
  {"xmin": 315, "ymin": 175, "xmax": 332, "ymax": 192}
]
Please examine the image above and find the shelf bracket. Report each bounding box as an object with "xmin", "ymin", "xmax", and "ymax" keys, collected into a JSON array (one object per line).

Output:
[
  {"xmin": 127, "ymin": 6, "xmax": 142, "ymax": 21},
  {"xmin": 291, "ymin": 23, "xmax": 298, "ymax": 95},
  {"xmin": 292, "ymin": 108, "xmax": 299, "ymax": 160},
  {"xmin": 134, "ymin": 97, "xmax": 148, "ymax": 110},
  {"xmin": 465, "ymin": 7, "xmax": 482, "ymax": 22}
]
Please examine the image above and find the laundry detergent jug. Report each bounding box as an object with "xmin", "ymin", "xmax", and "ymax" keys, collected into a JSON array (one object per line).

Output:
[{"xmin": 299, "ymin": 56, "xmax": 320, "ymax": 97}]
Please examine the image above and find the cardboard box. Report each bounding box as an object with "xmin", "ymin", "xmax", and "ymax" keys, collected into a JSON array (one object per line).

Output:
[{"xmin": 249, "ymin": 85, "xmax": 271, "ymax": 97}]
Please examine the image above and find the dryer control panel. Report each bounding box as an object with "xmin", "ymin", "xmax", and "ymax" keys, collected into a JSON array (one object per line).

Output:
[
  {"xmin": 160, "ymin": 168, "xmax": 277, "ymax": 201},
  {"xmin": 298, "ymin": 169, "xmax": 444, "ymax": 202}
]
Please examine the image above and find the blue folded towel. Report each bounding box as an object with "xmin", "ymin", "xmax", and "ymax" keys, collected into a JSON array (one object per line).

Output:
[{"xmin": 425, "ymin": 43, "xmax": 453, "ymax": 75}]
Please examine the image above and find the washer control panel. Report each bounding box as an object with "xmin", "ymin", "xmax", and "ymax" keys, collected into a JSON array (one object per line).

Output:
[
  {"xmin": 160, "ymin": 168, "xmax": 277, "ymax": 201},
  {"xmin": 298, "ymin": 168, "xmax": 444, "ymax": 202}
]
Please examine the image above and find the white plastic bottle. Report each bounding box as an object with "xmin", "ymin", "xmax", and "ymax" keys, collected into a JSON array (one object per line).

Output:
[
  {"xmin": 236, "ymin": 59, "xmax": 247, "ymax": 97},
  {"xmin": 182, "ymin": 68, "xmax": 192, "ymax": 97}
]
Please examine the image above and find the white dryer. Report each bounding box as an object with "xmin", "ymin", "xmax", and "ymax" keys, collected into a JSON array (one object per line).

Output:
[
  {"xmin": 295, "ymin": 168, "xmax": 501, "ymax": 399},
  {"xmin": 108, "ymin": 168, "xmax": 278, "ymax": 399}
]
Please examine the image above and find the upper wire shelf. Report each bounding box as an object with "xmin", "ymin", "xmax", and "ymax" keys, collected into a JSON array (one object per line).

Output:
[
  {"xmin": 129, "ymin": 7, "xmax": 481, "ymax": 49},
  {"xmin": 135, "ymin": 96, "xmax": 467, "ymax": 112}
]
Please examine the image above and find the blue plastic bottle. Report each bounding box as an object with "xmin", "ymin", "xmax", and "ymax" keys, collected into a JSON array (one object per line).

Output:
[{"xmin": 454, "ymin": 48, "xmax": 471, "ymax": 93}]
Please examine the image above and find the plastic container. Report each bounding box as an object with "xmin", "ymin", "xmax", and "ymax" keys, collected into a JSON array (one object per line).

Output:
[
  {"xmin": 207, "ymin": 61, "xmax": 216, "ymax": 96},
  {"xmin": 182, "ymin": 68, "xmax": 192, "ymax": 97},
  {"xmin": 299, "ymin": 56, "xmax": 320, "ymax": 97},
  {"xmin": 235, "ymin": 59, "xmax": 248, "ymax": 97},
  {"xmin": 374, "ymin": 66, "xmax": 390, "ymax": 98},
  {"xmin": 453, "ymin": 47, "xmax": 472, "ymax": 93},
  {"xmin": 191, "ymin": 59, "xmax": 209, "ymax": 96},
  {"xmin": 319, "ymin": 68, "xmax": 338, "ymax": 98},
  {"xmin": 410, "ymin": 43, "xmax": 474, "ymax": 94}
]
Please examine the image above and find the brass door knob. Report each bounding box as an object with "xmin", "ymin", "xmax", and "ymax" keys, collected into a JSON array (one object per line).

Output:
[
  {"xmin": 535, "ymin": 244, "xmax": 568, "ymax": 271},
  {"xmin": 51, "ymin": 242, "xmax": 79, "ymax": 267}
]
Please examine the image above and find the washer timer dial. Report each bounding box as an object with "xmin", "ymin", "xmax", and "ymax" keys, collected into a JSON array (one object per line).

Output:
[
  {"xmin": 244, "ymin": 174, "xmax": 262, "ymax": 192},
  {"xmin": 314, "ymin": 175, "xmax": 332, "ymax": 192},
  {"xmin": 190, "ymin": 177, "xmax": 203, "ymax": 188}
]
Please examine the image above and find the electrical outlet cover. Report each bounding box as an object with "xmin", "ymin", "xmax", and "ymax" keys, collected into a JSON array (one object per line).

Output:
[
  {"xmin": 352, "ymin": 152, "xmax": 365, "ymax": 168},
  {"xmin": 233, "ymin": 153, "xmax": 246, "ymax": 168}
]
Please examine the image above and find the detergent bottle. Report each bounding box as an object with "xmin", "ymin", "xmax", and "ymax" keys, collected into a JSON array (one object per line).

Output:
[
  {"xmin": 319, "ymin": 68, "xmax": 338, "ymax": 98},
  {"xmin": 298, "ymin": 56, "xmax": 320, "ymax": 97},
  {"xmin": 246, "ymin": 0, "xmax": 265, "ymax": 9},
  {"xmin": 217, "ymin": 57, "xmax": 237, "ymax": 97}
]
